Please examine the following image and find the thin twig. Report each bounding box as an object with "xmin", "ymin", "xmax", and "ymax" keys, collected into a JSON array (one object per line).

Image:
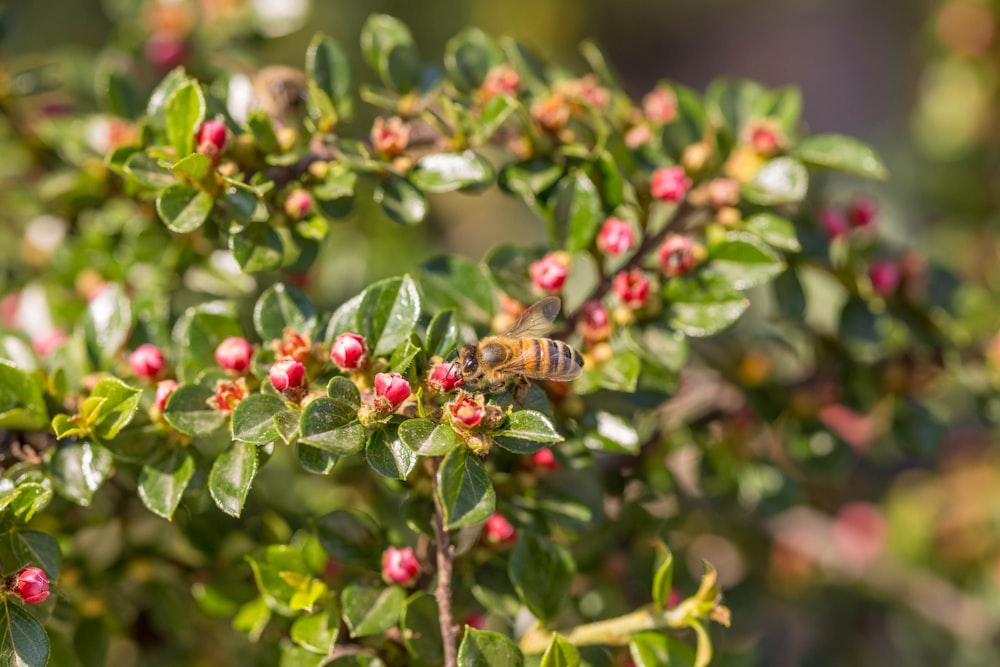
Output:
[{"xmin": 431, "ymin": 457, "xmax": 458, "ymax": 667}]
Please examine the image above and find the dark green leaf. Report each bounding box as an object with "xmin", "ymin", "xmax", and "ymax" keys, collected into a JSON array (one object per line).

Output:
[
  {"xmin": 499, "ymin": 159, "xmax": 563, "ymax": 200},
  {"xmin": 401, "ymin": 593, "xmax": 443, "ymax": 662},
  {"xmin": 706, "ymin": 77, "xmax": 764, "ymax": 141},
  {"xmin": 123, "ymin": 151, "xmax": 177, "ymax": 189},
  {"xmin": 9, "ymin": 529, "xmax": 61, "ymax": 580},
  {"xmin": 230, "ymin": 222, "xmax": 285, "ymax": 272},
  {"xmin": 165, "ymin": 80, "xmax": 206, "ymax": 157},
  {"xmin": 709, "ymin": 232, "xmax": 786, "ymax": 290},
  {"xmin": 358, "ymin": 275, "xmax": 421, "ymax": 357},
  {"xmin": 553, "ymin": 169, "xmax": 603, "ymax": 253},
  {"xmin": 388, "ymin": 335, "xmax": 421, "ymax": 373},
  {"xmin": 420, "ymin": 255, "xmax": 494, "ymax": 326},
  {"xmin": 484, "ymin": 244, "xmax": 546, "ymax": 305},
  {"xmin": 84, "ymin": 283, "xmax": 132, "ymax": 367},
  {"xmin": 741, "ymin": 157, "xmax": 808, "ymax": 206},
  {"xmin": 444, "ymin": 27, "xmax": 503, "ymax": 90},
  {"xmin": 839, "ymin": 297, "xmax": 879, "ymax": 346},
  {"xmin": 494, "ymin": 410, "xmax": 562, "ymax": 453},
  {"xmin": 89, "ymin": 377, "xmax": 142, "ymax": 440},
  {"xmin": 743, "ymin": 212, "xmax": 801, "ymax": 252},
  {"xmin": 0, "ymin": 360, "xmax": 47, "ymax": 430},
  {"xmin": 410, "ymin": 151, "xmax": 494, "ymax": 193},
  {"xmin": 209, "ymin": 441, "xmax": 258, "ymax": 518},
  {"xmin": 221, "ymin": 184, "xmax": 259, "ymax": 224},
  {"xmin": 425, "ymin": 310, "xmax": 460, "ymax": 358},
  {"xmin": 313, "ymin": 166, "xmax": 357, "ymax": 219},
  {"xmin": 253, "ymin": 283, "xmax": 317, "ymax": 341},
  {"xmin": 172, "ymin": 301, "xmax": 243, "ymax": 383},
  {"xmin": 660, "ymin": 83, "xmax": 706, "ymax": 159},
  {"xmin": 297, "ymin": 443, "xmax": 339, "ymax": 474},
  {"xmin": 138, "ymin": 448, "xmax": 195, "ymax": 520},
  {"xmin": 163, "ymin": 383, "xmax": 225, "ymax": 436},
  {"xmin": 231, "ymin": 394, "xmax": 288, "ymax": 445},
  {"xmin": 50, "ymin": 441, "xmax": 113, "ymax": 507},
  {"xmin": 458, "ymin": 628, "xmax": 523, "ymax": 667},
  {"xmin": 540, "ymin": 634, "xmax": 581, "ymax": 667},
  {"xmin": 307, "ymin": 33, "xmax": 353, "ymax": 124},
  {"xmin": 575, "ymin": 351, "xmax": 641, "ymax": 394},
  {"xmin": 399, "ymin": 419, "xmax": 459, "ymax": 456},
  {"xmin": 0, "ymin": 603, "xmax": 50, "ymax": 667},
  {"xmin": 773, "ymin": 269, "xmax": 806, "ymax": 320},
  {"xmin": 664, "ymin": 273, "xmax": 749, "ymax": 338},
  {"xmin": 291, "ymin": 596, "xmax": 341, "ymax": 654},
  {"xmin": 246, "ymin": 545, "xmax": 312, "ymax": 616},
  {"xmin": 437, "ymin": 447, "xmax": 495, "ymax": 529},
  {"xmin": 360, "ymin": 14, "xmax": 420, "ymax": 93},
  {"xmin": 794, "ymin": 133, "xmax": 888, "ymax": 180},
  {"xmin": 299, "ymin": 397, "xmax": 365, "ymax": 454},
  {"xmin": 99, "ymin": 66, "xmax": 141, "ymax": 119},
  {"xmin": 652, "ymin": 540, "xmax": 674, "ymax": 609},
  {"xmin": 374, "ymin": 176, "xmax": 428, "ymax": 226},
  {"xmin": 478, "ymin": 95, "xmax": 517, "ymax": 140},
  {"xmin": 325, "ymin": 292, "xmax": 364, "ymax": 343},
  {"xmin": 315, "ymin": 510, "xmax": 382, "ymax": 566},
  {"xmin": 509, "ymin": 532, "xmax": 575, "ymax": 621},
  {"xmin": 365, "ymin": 427, "xmax": 417, "ymax": 479},
  {"xmin": 581, "ymin": 410, "xmax": 640, "ymax": 454},
  {"xmin": 156, "ymin": 183, "xmax": 214, "ymax": 233},
  {"xmin": 247, "ymin": 109, "xmax": 279, "ymax": 154},
  {"xmin": 340, "ymin": 583, "xmax": 406, "ymax": 637}
]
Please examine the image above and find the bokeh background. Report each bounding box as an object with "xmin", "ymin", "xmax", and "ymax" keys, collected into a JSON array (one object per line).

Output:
[{"xmin": 3, "ymin": 0, "xmax": 1000, "ymax": 665}]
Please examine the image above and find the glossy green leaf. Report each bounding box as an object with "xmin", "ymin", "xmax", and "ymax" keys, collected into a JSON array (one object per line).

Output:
[
  {"xmin": 374, "ymin": 176, "xmax": 427, "ymax": 226},
  {"xmin": 209, "ymin": 441, "xmax": 258, "ymax": 518},
  {"xmin": 706, "ymin": 77, "xmax": 764, "ymax": 141},
  {"xmin": 660, "ymin": 83, "xmax": 706, "ymax": 159},
  {"xmin": 138, "ymin": 448, "xmax": 195, "ymax": 520},
  {"xmin": 401, "ymin": 593, "xmax": 443, "ymax": 662},
  {"xmin": 146, "ymin": 67, "xmax": 188, "ymax": 128},
  {"xmin": 0, "ymin": 360, "xmax": 47, "ymax": 430},
  {"xmin": 246, "ymin": 545, "xmax": 312, "ymax": 616},
  {"xmin": 85, "ymin": 283, "xmax": 132, "ymax": 367},
  {"xmin": 794, "ymin": 133, "xmax": 888, "ymax": 180},
  {"xmin": 221, "ymin": 183, "xmax": 259, "ymax": 224},
  {"xmin": 582, "ymin": 410, "xmax": 640, "ymax": 454},
  {"xmin": 0, "ymin": 483, "xmax": 52, "ymax": 523},
  {"xmin": 388, "ymin": 335, "xmax": 420, "ymax": 373},
  {"xmin": 425, "ymin": 310, "xmax": 460, "ymax": 358},
  {"xmin": 692, "ymin": 620, "xmax": 712, "ymax": 667},
  {"xmin": 444, "ymin": 27, "xmax": 503, "ymax": 90},
  {"xmin": 499, "ymin": 158, "xmax": 563, "ymax": 200},
  {"xmin": 743, "ymin": 212, "xmax": 800, "ymax": 252},
  {"xmin": 324, "ymin": 292, "xmax": 364, "ymax": 343},
  {"xmin": 0, "ymin": 603, "xmax": 50, "ymax": 667},
  {"xmin": 494, "ymin": 410, "xmax": 563, "ymax": 453},
  {"xmin": 340, "ymin": 583, "xmax": 406, "ymax": 637},
  {"xmin": 629, "ymin": 632, "xmax": 672, "ymax": 667},
  {"xmin": 296, "ymin": 444, "xmax": 339, "ymax": 475},
  {"xmin": 89, "ymin": 377, "xmax": 142, "ymax": 440},
  {"xmin": 253, "ymin": 283, "xmax": 317, "ymax": 341},
  {"xmin": 360, "ymin": 14, "xmax": 420, "ymax": 93},
  {"xmin": 652, "ymin": 540, "xmax": 675, "ymax": 610},
  {"xmin": 540, "ymin": 634, "xmax": 581, "ymax": 667},
  {"xmin": 124, "ymin": 151, "xmax": 177, "ymax": 189},
  {"xmin": 50, "ymin": 441, "xmax": 113, "ymax": 507},
  {"xmin": 358, "ymin": 275, "xmax": 421, "ymax": 357},
  {"xmin": 233, "ymin": 596, "xmax": 272, "ymax": 641},
  {"xmin": 299, "ymin": 397, "xmax": 365, "ymax": 454},
  {"xmin": 709, "ymin": 232, "xmax": 786, "ymax": 290},
  {"xmin": 554, "ymin": 169, "xmax": 603, "ymax": 253},
  {"xmin": 399, "ymin": 419, "xmax": 459, "ymax": 456},
  {"xmin": 509, "ymin": 532, "xmax": 575, "ymax": 621},
  {"xmin": 156, "ymin": 183, "xmax": 214, "ymax": 233},
  {"xmin": 291, "ymin": 596, "xmax": 341, "ymax": 654},
  {"xmin": 165, "ymin": 80, "xmax": 205, "ymax": 156},
  {"xmin": 458, "ymin": 628, "xmax": 523, "ymax": 667},
  {"xmin": 484, "ymin": 244, "xmax": 547, "ymax": 305},
  {"xmin": 478, "ymin": 94, "xmax": 517, "ymax": 140},
  {"xmin": 419, "ymin": 255, "xmax": 494, "ymax": 325},
  {"xmin": 664, "ymin": 273, "xmax": 749, "ymax": 338},
  {"xmin": 313, "ymin": 166, "xmax": 357, "ymax": 219},
  {"xmin": 231, "ymin": 394, "xmax": 288, "ymax": 445},
  {"xmin": 410, "ymin": 151, "xmax": 494, "ymax": 193},
  {"xmin": 8, "ymin": 529, "xmax": 61, "ymax": 580},
  {"xmin": 163, "ymin": 383, "xmax": 225, "ymax": 436},
  {"xmin": 315, "ymin": 510, "xmax": 382, "ymax": 566},
  {"xmin": 741, "ymin": 157, "xmax": 808, "ymax": 206},
  {"xmin": 365, "ymin": 426, "xmax": 417, "ymax": 479},
  {"xmin": 247, "ymin": 109, "xmax": 279, "ymax": 153},
  {"xmin": 171, "ymin": 152, "xmax": 211, "ymax": 181},
  {"xmin": 437, "ymin": 447, "xmax": 495, "ymax": 529},
  {"xmin": 307, "ymin": 33, "xmax": 353, "ymax": 124},
  {"xmin": 230, "ymin": 222, "xmax": 285, "ymax": 273},
  {"xmin": 575, "ymin": 351, "xmax": 641, "ymax": 394},
  {"xmin": 327, "ymin": 656, "xmax": 386, "ymax": 667},
  {"xmin": 773, "ymin": 269, "xmax": 806, "ymax": 320}
]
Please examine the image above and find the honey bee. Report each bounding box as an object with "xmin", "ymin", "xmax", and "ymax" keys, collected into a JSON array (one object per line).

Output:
[
  {"xmin": 457, "ymin": 296, "xmax": 584, "ymax": 392},
  {"xmin": 251, "ymin": 65, "xmax": 308, "ymax": 125}
]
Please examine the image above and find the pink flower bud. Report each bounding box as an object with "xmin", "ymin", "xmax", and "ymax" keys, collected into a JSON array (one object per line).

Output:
[
  {"xmin": 531, "ymin": 447, "xmax": 560, "ymax": 472},
  {"xmin": 642, "ymin": 87, "xmax": 677, "ymax": 124},
  {"xmin": 374, "ymin": 372, "xmax": 411, "ymax": 410},
  {"xmin": 484, "ymin": 513, "xmax": 517, "ymax": 545},
  {"xmin": 129, "ymin": 344, "xmax": 166, "ymax": 380},
  {"xmin": 269, "ymin": 357, "xmax": 307, "ymax": 397},
  {"xmin": 145, "ymin": 32, "xmax": 187, "ymax": 71},
  {"xmin": 215, "ymin": 337, "xmax": 253, "ymax": 374},
  {"xmin": 284, "ymin": 189, "xmax": 312, "ymax": 220},
  {"xmin": 7, "ymin": 567, "xmax": 49, "ymax": 604},
  {"xmin": 659, "ymin": 235, "xmax": 697, "ymax": 277},
  {"xmin": 832, "ymin": 502, "xmax": 885, "ymax": 564},
  {"xmin": 596, "ymin": 218, "xmax": 635, "ymax": 256},
  {"xmin": 744, "ymin": 119, "xmax": 783, "ymax": 156},
  {"xmin": 579, "ymin": 301, "xmax": 610, "ymax": 344},
  {"xmin": 196, "ymin": 119, "xmax": 227, "ymax": 162},
  {"xmin": 449, "ymin": 394, "xmax": 485, "ymax": 429},
  {"xmin": 530, "ymin": 253, "xmax": 570, "ymax": 293},
  {"xmin": 331, "ymin": 333, "xmax": 368, "ymax": 372},
  {"xmin": 868, "ymin": 260, "xmax": 900, "ymax": 296},
  {"xmin": 463, "ymin": 613, "xmax": 485, "ymax": 630},
  {"xmin": 624, "ymin": 124, "xmax": 653, "ymax": 148},
  {"xmin": 847, "ymin": 196, "xmax": 877, "ymax": 228},
  {"xmin": 210, "ymin": 378, "xmax": 248, "ymax": 415},
  {"xmin": 480, "ymin": 65, "xmax": 521, "ymax": 102},
  {"xmin": 614, "ymin": 268, "xmax": 652, "ymax": 306},
  {"xmin": 428, "ymin": 363, "xmax": 463, "ymax": 393},
  {"xmin": 381, "ymin": 546, "xmax": 420, "ymax": 586},
  {"xmin": 818, "ymin": 207, "xmax": 849, "ymax": 239},
  {"xmin": 371, "ymin": 116, "xmax": 410, "ymax": 157},
  {"xmin": 154, "ymin": 379, "xmax": 179, "ymax": 414},
  {"xmin": 707, "ymin": 178, "xmax": 740, "ymax": 208},
  {"xmin": 531, "ymin": 95, "xmax": 570, "ymax": 132},
  {"xmin": 650, "ymin": 166, "xmax": 691, "ymax": 203},
  {"xmin": 31, "ymin": 329, "xmax": 68, "ymax": 357}
]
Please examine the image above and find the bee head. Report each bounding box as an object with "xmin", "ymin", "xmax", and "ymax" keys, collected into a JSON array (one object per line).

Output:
[{"xmin": 459, "ymin": 343, "xmax": 479, "ymax": 377}]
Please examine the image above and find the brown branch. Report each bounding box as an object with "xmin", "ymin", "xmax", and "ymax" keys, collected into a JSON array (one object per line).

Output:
[{"xmin": 431, "ymin": 457, "xmax": 458, "ymax": 667}]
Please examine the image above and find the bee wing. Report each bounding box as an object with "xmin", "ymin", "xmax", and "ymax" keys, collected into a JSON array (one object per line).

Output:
[{"xmin": 504, "ymin": 297, "xmax": 562, "ymax": 338}]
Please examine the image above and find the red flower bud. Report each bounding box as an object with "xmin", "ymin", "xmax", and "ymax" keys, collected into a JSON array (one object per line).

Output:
[
  {"xmin": 381, "ymin": 546, "xmax": 420, "ymax": 586},
  {"xmin": 614, "ymin": 268, "xmax": 651, "ymax": 307},
  {"xmin": 331, "ymin": 333, "xmax": 368, "ymax": 372},
  {"xmin": 196, "ymin": 119, "xmax": 227, "ymax": 162},
  {"xmin": 129, "ymin": 344, "xmax": 166, "ymax": 380},
  {"xmin": 463, "ymin": 613, "xmax": 485, "ymax": 630},
  {"xmin": 659, "ymin": 235, "xmax": 697, "ymax": 277},
  {"xmin": 642, "ymin": 87, "xmax": 678, "ymax": 125},
  {"xmin": 624, "ymin": 124, "xmax": 653, "ymax": 148},
  {"xmin": 273, "ymin": 328, "xmax": 311, "ymax": 364},
  {"xmin": 596, "ymin": 218, "xmax": 635, "ymax": 256},
  {"xmin": 480, "ymin": 64, "xmax": 521, "ymax": 102},
  {"xmin": 744, "ymin": 119, "xmax": 783, "ymax": 156},
  {"xmin": 818, "ymin": 207, "xmax": 849, "ymax": 239},
  {"xmin": 449, "ymin": 394, "xmax": 485, "ymax": 429},
  {"xmin": 666, "ymin": 588, "xmax": 682, "ymax": 608},
  {"xmin": 530, "ymin": 252, "xmax": 570, "ymax": 293},
  {"xmin": 483, "ymin": 513, "xmax": 517, "ymax": 545},
  {"xmin": 428, "ymin": 363, "xmax": 462, "ymax": 393},
  {"xmin": 145, "ymin": 32, "xmax": 187, "ymax": 71},
  {"xmin": 283, "ymin": 189, "xmax": 312, "ymax": 220},
  {"xmin": 555, "ymin": 75, "xmax": 610, "ymax": 110},
  {"xmin": 154, "ymin": 379, "xmax": 179, "ymax": 415},
  {"xmin": 868, "ymin": 260, "xmax": 900, "ymax": 296},
  {"xmin": 531, "ymin": 447, "xmax": 560, "ymax": 472},
  {"xmin": 215, "ymin": 337, "xmax": 253, "ymax": 374},
  {"xmin": 847, "ymin": 196, "xmax": 877, "ymax": 228},
  {"xmin": 31, "ymin": 329, "xmax": 67, "ymax": 357},
  {"xmin": 650, "ymin": 166, "xmax": 691, "ymax": 203},
  {"xmin": 531, "ymin": 95, "xmax": 570, "ymax": 132},
  {"xmin": 374, "ymin": 372, "xmax": 411, "ymax": 410},
  {"xmin": 371, "ymin": 116, "xmax": 410, "ymax": 157},
  {"xmin": 7, "ymin": 567, "xmax": 49, "ymax": 604},
  {"xmin": 210, "ymin": 378, "xmax": 248, "ymax": 415},
  {"xmin": 579, "ymin": 301, "xmax": 610, "ymax": 344},
  {"xmin": 269, "ymin": 357, "xmax": 307, "ymax": 397}
]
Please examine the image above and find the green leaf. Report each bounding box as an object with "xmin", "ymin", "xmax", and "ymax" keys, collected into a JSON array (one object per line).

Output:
[
  {"xmin": 84, "ymin": 283, "xmax": 132, "ymax": 367},
  {"xmin": 773, "ymin": 269, "xmax": 806, "ymax": 320},
  {"xmin": 365, "ymin": 427, "xmax": 417, "ymax": 480},
  {"xmin": 327, "ymin": 377, "xmax": 361, "ymax": 408},
  {"xmin": 437, "ymin": 447, "xmax": 495, "ymax": 529},
  {"xmin": 664, "ymin": 273, "xmax": 749, "ymax": 338},
  {"xmin": 221, "ymin": 183, "xmax": 259, "ymax": 224},
  {"xmin": 297, "ymin": 444, "xmax": 339, "ymax": 474},
  {"xmin": 743, "ymin": 212, "xmax": 801, "ymax": 252},
  {"xmin": 741, "ymin": 157, "xmax": 808, "ymax": 206},
  {"xmin": 231, "ymin": 394, "xmax": 288, "ymax": 445},
  {"xmin": 172, "ymin": 302, "xmax": 244, "ymax": 383},
  {"xmin": 307, "ymin": 33, "xmax": 353, "ymax": 124},
  {"xmin": 425, "ymin": 310, "xmax": 460, "ymax": 358},
  {"xmin": 247, "ymin": 109, "xmax": 279, "ymax": 153},
  {"xmin": 138, "ymin": 448, "xmax": 195, "ymax": 520},
  {"xmin": 478, "ymin": 94, "xmax": 517, "ymax": 140},
  {"xmin": 582, "ymin": 410, "xmax": 640, "ymax": 454},
  {"xmin": 299, "ymin": 397, "xmax": 365, "ymax": 454},
  {"xmin": 340, "ymin": 584, "xmax": 406, "ymax": 637},
  {"xmin": 8, "ymin": 529, "xmax": 61, "ymax": 580},
  {"xmin": 233, "ymin": 596, "xmax": 272, "ymax": 641},
  {"xmin": 706, "ymin": 77, "xmax": 764, "ymax": 141},
  {"xmin": 458, "ymin": 628, "xmax": 523, "ymax": 667},
  {"xmin": 163, "ymin": 383, "xmax": 225, "ymax": 436},
  {"xmin": 327, "ymin": 656, "xmax": 386, "ymax": 667},
  {"xmin": 89, "ymin": 377, "xmax": 142, "ymax": 440},
  {"xmin": 315, "ymin": 510, "xmax": 382, "ymax": 566},
  {"xmin": 253, "ymin": 283, "xmax": 317, "ymax": 342},
  {"xmin": 358, "ymin": 275, "xmax": 421, "ymax": 357},
  {"xmin": 246, "ymin": 545, "xmax": 312, "ymax": 616},
  {"xmin": 484, "ymin": 244, "xmax": 546, "ymax": 305},
  {"xmin": 499, "ymin": 158, "xmax": 563, "ymax": 200},
  {"xmin": 147, "ymin": 67, "xmax": 188, "ymax": 129},
  {"xmin": 509, "ymin": 532, "xmax": 575, "ymax": 621},
  {"xmin": 444, "ymin": 27, "xmax": 503, "ymax": 90},
  {"xmin": 156, "ymin": 183, "xmax": 214, "ymax": 233},
  {"xmin": 0, "ymin": 603, "xmax": 50, "ymax": 667},
  {"xmin": 553, "ymin": 169, "xmax": 603, "ymax": 253},
  {"xmin": 374, "ymin": 176, "xmax": 428, "ymax": 226},
  {"xmin": 0, "ymin": 483, "xmax": 52, "ymax": 523},
  {"xmin": 540, "ymin": 634, "xmax": 581, "ymax": 667},
  {"xmin": 171, "ymin": 152, "xmax": 212, "ymax": 181},
  {"xmin": 313, "ymin": 166, "xmax": 356, "ymax": 219},
  {"xmin": 692, "ymin": 620, "xmax": 712, "ymax": 667},
  {"xmin": 360, "ymin": 14, "xmax": 420, "ymax": 93},
  {"xmin": 652, "ymin": 541, "xmax": 675, "ymax": 609},
  {"xmin": 50, "ymin": 441, "xmax": 113, "ymax": 507},
  {"xmin": 99, "ymin": 65, "xmax": 141, "ymax": 119},
  {"xmin": 325, "ymin": 292, "xmax": 364, "ymax": 342},
  {"xmin": 575, "ymin": 352, "xmax": 641, "ymax": 394},
  {"xmin": 401, "ymin": 593, "xmax": 443, "ymax": 662},
  {"xmin": 0, "ymin": 360, "xmax": 47, "ymax": 430},
  {"xmin": 794, "ymin": 133, "xmax": 888, "ymax": 180},
  {"xmin": 123, "ymin": 151, "xmax": 177, "ymax": 189},
  {"xmin": 165, "ymin": 80, "xmax": 206, "ymax": 157},
  {"xmin": 709, "ymin": 232, "xmax": 786, "ymax": 290},
  {"xmin": 629, "ymin": 632, "xmax": 672, "ymax": 667},
  {"xmin": 399, "ymin": 419, "xmax": 459, "ymax": 456},
  {"xmin": 410, "ymin": 151, "xmax": 494, "ymax": 193},
  {"xmin": 229, "ymin": 222, "xmax": 285, "ymax": 272},
  {"xmin": 209, "ymin": 442, "xmax": 258, "ymax": 518},
  {"xmin": 291, "ymin": 596, "xmax": 341, "ymax": 655},
  {"xmin": 494, "ymin": 410, "xmax": 563, "ymax": 454},
  {"xmin": 419, "ymin": 255, "xmax": 494, "ymax": 326},
  {"xmin": 660, "ymin": 83, "xmax": 706, "ymax": 159}
]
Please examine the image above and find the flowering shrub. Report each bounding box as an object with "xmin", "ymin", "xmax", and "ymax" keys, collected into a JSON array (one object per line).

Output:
[{"xmin": 0, "ymin": 5, "xmax": 991, "ymax": 667}]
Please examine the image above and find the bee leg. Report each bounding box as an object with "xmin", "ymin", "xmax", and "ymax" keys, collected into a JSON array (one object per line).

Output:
[{"xmin": 512, "ymin": 377, "xmax": 532, "ymax": 404}]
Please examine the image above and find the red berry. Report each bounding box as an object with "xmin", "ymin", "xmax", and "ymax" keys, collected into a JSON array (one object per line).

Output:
[
  {"xmin": 427, "ymin": 363, "xmax": 463, "ymax": 393},
  {"xmin": 530, "ymin": 253, "xmax": 570, "ymax": 293},
  {"xmin": 381, "ymin": 546, "xmax": 420, "ymax": 586},
  {"xmin": 818, "ymin": 207, "xmax": 849, "ymax": 239},
  {"xmin": 596, "ymin": 218, "xmax": 635, "ymax": 256},
  {"xmin": 483, "ymin": 513, "xmax": 517, "ymax": 545},
  {"xmin": 7, "ymin": 567, "xmax": 49, "ymax": 604},
  {"xmin": 215, "ymin": 337, "xmax": 253, "ymax": 374},
  {"xmin": 658, "ymin": 235, "xmax": 697, "ymax": 277},
  {"xmin": 613, "ymin": 268, "xmax": 651, "ymax": 307},
  {"xmin": 449, "ymin": 394, "xmax": 485, "ymax": 429},
  {"xmin": 374, "ymin": 372, "xmax": 411, "ymax": 410},
  {"xmin": 331, "ymin": 333, "xmax": 368, "ymax": 372},
  {"xmin": 847, "ymin": 196, "xmax": 877, "ymax": 228},
  {"xmin": 650, "ymin": 166, "xmax": 691, "ymax": 203},
  {"xmin": 129, "ymin": 343, "xmax": 166, "ymax": 380}
]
